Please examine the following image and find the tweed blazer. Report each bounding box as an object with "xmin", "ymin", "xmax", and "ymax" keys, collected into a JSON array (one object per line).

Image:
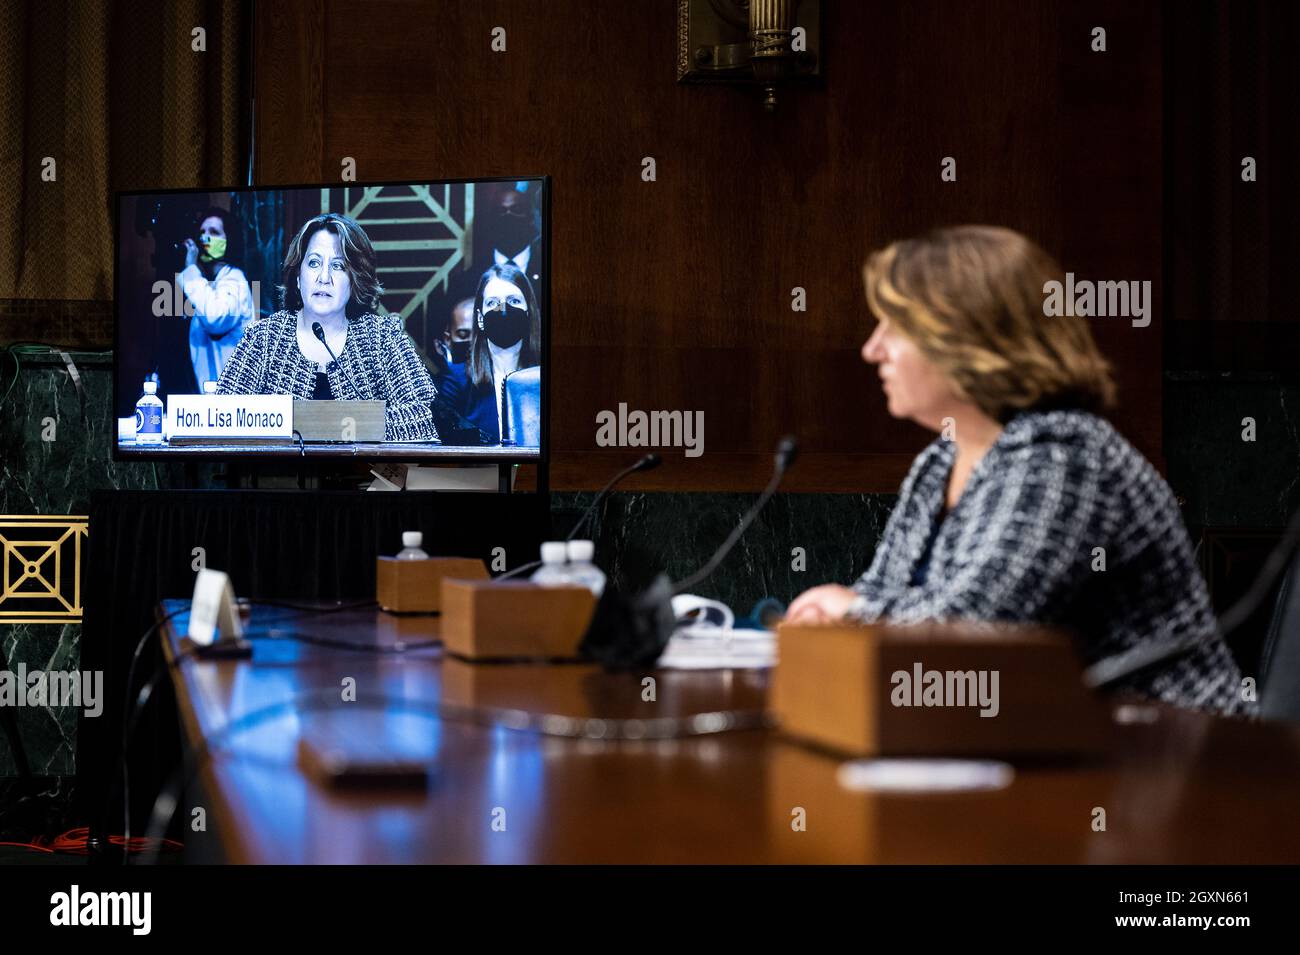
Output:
[
  {"xmin": 215, "ymin": 310, "xmax": 438, "ymax": 442},
  {"xmin": 848, "ymin": 409, "xmax": 1251, "ymax": 716}
]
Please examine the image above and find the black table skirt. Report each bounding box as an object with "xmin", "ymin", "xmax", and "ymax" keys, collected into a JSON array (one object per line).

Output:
[{"xmin": 78, "ymin": 488, "xmax": 550, "ymax": 853}]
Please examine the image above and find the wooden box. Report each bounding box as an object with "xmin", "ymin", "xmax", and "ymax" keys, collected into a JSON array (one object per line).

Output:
[
  {"xmin": 376, "ymin": 556, "xmax": 488, "ymax": 614},
  {"xmin": 293, "ymin": 399, "xmax": 385, "ymax": 442},
  {"xmin": 440, "ymin": 578, "xmax": 596, "ymax": 660},
  {"xmin": 771, "ymin": 621, "xmax": 1115, "ymax": 758}
]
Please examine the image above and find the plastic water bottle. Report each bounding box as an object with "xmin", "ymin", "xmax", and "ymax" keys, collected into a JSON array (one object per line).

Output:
[
  {"xmin": 530, "ymin": 541, "xmax": 571, "ymax": 586},
  {"xmin": 395, "ymin": 531, "xmax": 429, "ymax": 560},
  {"xmin": 135, "ymin": 380, "xmax": 164, "ymax": 445},
  {"xmin": 564, "ymin": 540, "xmax": 607, "ymax": 597}
]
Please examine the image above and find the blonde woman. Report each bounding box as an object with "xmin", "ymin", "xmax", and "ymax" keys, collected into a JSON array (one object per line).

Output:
[{"xmin": 786, "ymin": 226, "xmax": 1249, "ymax": 716}]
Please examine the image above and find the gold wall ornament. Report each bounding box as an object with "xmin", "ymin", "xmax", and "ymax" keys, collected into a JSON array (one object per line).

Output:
[
  {"xmin": 320, "ymin": 183, "xmax": 476, "ymax": 327},
  {"xmin": 0, "ymin": 516, "xmax": 89, "ymax": 624},
  {"xmin": 676, "ymin": 0, "xmax": 821, "ymax": 111}
]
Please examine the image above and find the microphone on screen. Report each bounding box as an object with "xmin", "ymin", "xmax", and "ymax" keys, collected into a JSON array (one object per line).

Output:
[
  {"xmin": 312, "ymin": 320, "xmax": 367, "ymax": 401},
  {"xmin": 566, "ymin": 453, "xmax": 661, "ymax": 542},
  {"xmin": 311, "ymin": 321, "xmax": 337, "ymax": 362},
  {"xmin": 494, "ymin": 454, "xmax": 662, "ymax": 582},
  {"xmin": 578, "ymin": 435, "xmax": 798, "ymax": 670}
]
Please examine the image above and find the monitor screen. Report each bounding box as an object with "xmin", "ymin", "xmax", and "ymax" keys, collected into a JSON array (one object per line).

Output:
[{"xmin": 113, "ymin": 177, "xmax": 547, "ymax": 460}]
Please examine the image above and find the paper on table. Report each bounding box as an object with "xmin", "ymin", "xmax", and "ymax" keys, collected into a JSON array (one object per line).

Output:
[{"xmin": 656, "ymin": 626, "xmax": 777, "ymax": 669}]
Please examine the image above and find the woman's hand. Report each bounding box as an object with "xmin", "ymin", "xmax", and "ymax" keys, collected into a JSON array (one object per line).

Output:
[
  {"xmin": 785, "ymin": 584, "xmax": 859, "ymax": 624},
  {"xmin": 183, "ymin": 238, "xmax": 200, "ymax": 269}
]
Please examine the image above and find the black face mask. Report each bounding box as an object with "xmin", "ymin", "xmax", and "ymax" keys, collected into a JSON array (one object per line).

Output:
[
  {"xmin": 449, "ymin": 339, "xmax": 472, "ymax": 364},
  {"xmin": 491, "ymin": 213, "xmax": 536, "ymax": 257},
  {"xmin": 482, "ymin": 305, "xmax": 529, "ymax": 348}
]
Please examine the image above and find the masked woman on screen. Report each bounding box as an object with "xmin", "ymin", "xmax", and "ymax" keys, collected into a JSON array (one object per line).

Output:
[
  {"xmin": 434, "ymin": 263, "xmax": 541, "ymax": 445},
  {"xmin": 215, "ymin": 213, "xmax": 438, "ymax": 442},
  {"xmin": 180, "ymin": 206, "xmax": 254, "ymax": 391},
  {"xmin": 784, "ymin": 225, "xmax": 1249, "ymax": 716}
]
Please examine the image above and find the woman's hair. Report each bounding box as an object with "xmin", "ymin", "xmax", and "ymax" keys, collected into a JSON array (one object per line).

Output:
[
  {"xmin": 279, "ymin": 213, "xmax": 383, "ymax": 319},
  {"xmin": 862, "ymin": 225, "xmax": 1116, "ymax": 421},
  {"xmin": 467, "ymin": 262, "xmax": 541, "ymax": 390},
  {"xmin": 195, "ymin": 206, "xmax": 244, "ymax": 269}
]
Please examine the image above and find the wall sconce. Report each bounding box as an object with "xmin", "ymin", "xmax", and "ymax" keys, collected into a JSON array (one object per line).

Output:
[{"xmin": 676, "ymin": 0, "xmax": 822, "ymax": 111}]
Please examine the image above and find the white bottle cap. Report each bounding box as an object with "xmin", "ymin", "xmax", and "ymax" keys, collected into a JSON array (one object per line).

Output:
[
  {"xmin": 203, "ymin": 380, "xmax": 218, "ymax": 394},
  {"xmin": 402, "ymin": 531, "xmax": 422, "ymax": 548},
  {"xmin": 540, "ymin": 541, "xmax": 567, "ymax": 564},
  {"xmin": 567, "ymin": 540, "xmax": 595, "ymax": 562},
  {"xmin": 143, "ymin": 380, "xmax": 158, "ymax": 394}
]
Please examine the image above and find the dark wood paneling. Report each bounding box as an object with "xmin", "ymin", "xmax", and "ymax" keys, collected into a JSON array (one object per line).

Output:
[
  {"xmin": 1166, "ymin": 0, "xmax": 1300, "ymax": 372},
  {"xmin": 254, "ymin": 0, "xmax": 1163, "ymax": 490}
]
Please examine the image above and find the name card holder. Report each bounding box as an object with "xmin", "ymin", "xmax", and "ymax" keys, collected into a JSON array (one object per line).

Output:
[
  {"xmin": 440, "ymin": 579, "xmax": 597, "ymax": 661},
  {"xmin": 168, "ymin": 394, "xmax": 294, "ymax": 445},
  {"xmin": 771, "ymin": 621, "xmax": 1116, "ymax": 758},
  {"xmin": 376, "ymin": 557, "xmax": 489, "ymax": 614}
]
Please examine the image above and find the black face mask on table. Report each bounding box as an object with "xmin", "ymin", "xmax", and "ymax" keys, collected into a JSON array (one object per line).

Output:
[{"xmin": 483, "ymin": 305, "xmax": 529, "ymax": 348}]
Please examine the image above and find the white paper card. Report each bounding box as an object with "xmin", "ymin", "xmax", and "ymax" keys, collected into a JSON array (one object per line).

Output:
[
  {"xmin": 168, "ymin": 394, "xmax": 294, "ymax": 440},
  {"xmin": 188, "ymin": 568, "xmax": 243, "ymax": 646}
]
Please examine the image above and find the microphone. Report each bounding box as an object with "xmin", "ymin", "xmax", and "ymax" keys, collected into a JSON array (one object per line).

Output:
[
  {"xmin": 311, "ymin": 320, "xmax": 368, "ymax": 401},
  {"xmin": 672, "ymin": 435, "xmax": 798, "ymax": 595},
  {"xmin": 494, "ymin": 454, "xmax": 662, "ymax": 582},
  {"xmin": 311, "ymin": 321, "xmax": 337, "ymax": 362},
  {"xmin": 578, "ymin": 436, "xmax": 798, "ymax": 669},
  {"xmin": 1084, "ymin": 503, "xmax": 1300, "ymax": 691},
  {"xmin": 566, "ymin": 453, "xmax": 661, "ymax": 541}
]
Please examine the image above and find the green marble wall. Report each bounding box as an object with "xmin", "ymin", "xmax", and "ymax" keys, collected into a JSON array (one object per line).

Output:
[
  {"xmin": 1164, "ymin": 374, "xmax": 1300, "ymax": 530},
  {"xmin": 1, "ymin": 352, "xmax": 167, "ymax": 776}
]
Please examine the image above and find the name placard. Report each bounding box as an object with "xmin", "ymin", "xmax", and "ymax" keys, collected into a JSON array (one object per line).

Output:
[{"xmin": 168, "ymin": 394, "xmax": 294, "ymax": 440}]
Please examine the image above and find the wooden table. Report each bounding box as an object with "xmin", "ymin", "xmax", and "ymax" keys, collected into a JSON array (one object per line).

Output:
[{"xmin": 157, "ymin": 599, "xmax": 1300, "ymax": 864}]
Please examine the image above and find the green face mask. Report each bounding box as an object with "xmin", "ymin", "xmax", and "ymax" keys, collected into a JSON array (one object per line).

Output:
[{"xmin": 199, "ymin": 235, "xmax": 227, "ymax": 263}]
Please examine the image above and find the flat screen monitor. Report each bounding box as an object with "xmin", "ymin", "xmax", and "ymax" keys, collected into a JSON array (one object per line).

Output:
[{"xmin": 113, "ymin": 177, "xmax": 548, "ymax": 462}]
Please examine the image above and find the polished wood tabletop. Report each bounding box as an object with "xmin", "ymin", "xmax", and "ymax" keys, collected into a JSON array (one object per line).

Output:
[{"xmin": 157, "ymin": 599, "xmax": 1300, "ymax": 864}]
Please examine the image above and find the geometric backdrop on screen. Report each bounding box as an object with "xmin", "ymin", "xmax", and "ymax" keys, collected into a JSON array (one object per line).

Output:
[{"xmin": 113, "ymin": 177, "xmax": 547, "ymax": 458}]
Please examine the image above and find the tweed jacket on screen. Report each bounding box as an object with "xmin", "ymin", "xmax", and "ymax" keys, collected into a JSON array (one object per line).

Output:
[
  {"xmin": 847, "ymin": 409, "xmax": 1251, "ymax": 716},
  {"xmin": 215, "ymin": 310, "xmax": 438, "ymax": 442}
]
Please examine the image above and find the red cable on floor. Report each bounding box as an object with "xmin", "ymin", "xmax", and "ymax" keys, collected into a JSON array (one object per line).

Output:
[{"xmin": 0, "ymin": 827, "xmax": 183, "ymax": 855}]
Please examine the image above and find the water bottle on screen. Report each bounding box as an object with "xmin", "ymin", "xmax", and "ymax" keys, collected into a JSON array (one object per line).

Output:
[
  {"xmin": 530, "ymin": 541, "xmax": 571, "ymax": 586},
  {"xmin": 395, "ymin": 531, "xmax": 429, "ymax": 560},
  {"xmin": 135, "ymin": 380, "xmax": 164, "ymax": 445},
  {"xmin": 564, "ymin": 540, "xmax": 607, "ymax": 597}
]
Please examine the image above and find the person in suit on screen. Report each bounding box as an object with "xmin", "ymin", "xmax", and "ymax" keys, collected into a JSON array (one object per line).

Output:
[
  {"xmin": 215, "ymin": 212, "xmax": 438, "ymax": 442},
  {"xmin": 784, "ymin": 225, "xmax": 1250, "ymax": 716}
]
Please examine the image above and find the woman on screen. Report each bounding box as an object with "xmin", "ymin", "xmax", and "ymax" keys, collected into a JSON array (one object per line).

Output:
[
  {"xmin": 784, "ymin": 226, "xmax": 1249, "ymax": 716},
  {"xmin": 215, "ymin": 213, "xmax": 438, "ymax": 442},
  {"xmin": 180, "ymin": 206, "xmax": 254, "ymax": 391},
  {"xmin": 434, "ymin": 262, "xmax": 541, "ymax": 445}
]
